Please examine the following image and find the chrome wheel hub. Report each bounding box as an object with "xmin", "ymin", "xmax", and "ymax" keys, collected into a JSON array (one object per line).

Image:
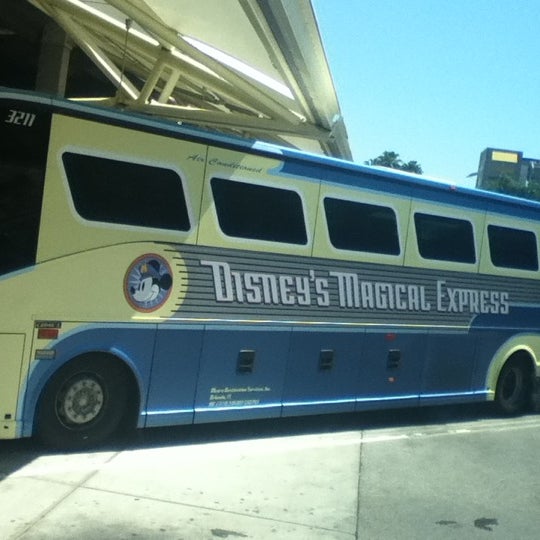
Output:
[{"xmin": 60, "ymin": 377, "xmax": 104, "ymax": 425}]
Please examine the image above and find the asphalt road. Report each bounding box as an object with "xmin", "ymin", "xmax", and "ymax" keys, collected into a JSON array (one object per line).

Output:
[{"xmin": 1, "ymin": 404, "xmax": 539, "ymax": 539}]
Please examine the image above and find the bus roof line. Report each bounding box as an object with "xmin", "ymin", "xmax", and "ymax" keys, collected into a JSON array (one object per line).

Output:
[{"xmin": 3, "ymin": 87, "xmax": 540, "ymax": 219}]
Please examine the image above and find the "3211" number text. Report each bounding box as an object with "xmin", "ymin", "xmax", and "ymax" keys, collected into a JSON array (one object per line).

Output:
[{"xmin": 5, "ymin": 109, "xmax": 36, "ymax": 127}]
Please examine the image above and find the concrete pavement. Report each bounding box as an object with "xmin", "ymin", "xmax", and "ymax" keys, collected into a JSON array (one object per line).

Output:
[{"xmin": 1, "ymin": 406, "xmax": 540, "ymax": 539}]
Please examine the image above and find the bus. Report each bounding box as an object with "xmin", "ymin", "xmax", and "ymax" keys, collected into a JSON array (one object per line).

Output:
[{"xmin": 1, "ymin": 87, "xmax": 539, "ymax": 448}]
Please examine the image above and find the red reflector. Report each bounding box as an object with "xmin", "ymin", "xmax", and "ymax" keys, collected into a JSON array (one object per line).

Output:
[
  {"xmin": 38, "ymin": 328, "xmax": 59, "ymax": 340},
  {"xmin": 385, "ymin": 333, "xmax": 397, "ymax": 341}
]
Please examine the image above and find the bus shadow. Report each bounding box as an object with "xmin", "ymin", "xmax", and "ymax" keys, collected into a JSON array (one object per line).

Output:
[
  {"xmin": 0, "ymin": 401, "xmax": 519, "ymax": 479},
  {"xmin": 0, "ymin": 436, "xmax": 43, "ymax": 480},
  {"xmin": 118, "ymin": 401, "xmax": 499, "ymax": 451}
]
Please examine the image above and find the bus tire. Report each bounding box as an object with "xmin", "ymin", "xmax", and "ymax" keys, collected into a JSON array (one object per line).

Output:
[
  {"xmin": 36, "ymin": 354, "xmax": 129, "ymax": 449},
  {"xmin": 495, "ymin": 357, "xmax": 531, "ymax": 415}
]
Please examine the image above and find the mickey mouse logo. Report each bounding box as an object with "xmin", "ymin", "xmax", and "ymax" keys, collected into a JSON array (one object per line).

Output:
[{"xmin": 124, "ymin": 254, "xmax": 173, "ymax": 312}]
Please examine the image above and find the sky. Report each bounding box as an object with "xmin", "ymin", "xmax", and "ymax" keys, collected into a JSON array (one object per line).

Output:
[{"xmin": 312, "ymin": 0, "xmax": 540, "ymax": 187}]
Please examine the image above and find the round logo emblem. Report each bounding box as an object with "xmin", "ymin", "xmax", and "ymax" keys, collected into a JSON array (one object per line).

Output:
[{"xmin": 124, "ymin": 254, "xmax": 173, "ymax": 312}]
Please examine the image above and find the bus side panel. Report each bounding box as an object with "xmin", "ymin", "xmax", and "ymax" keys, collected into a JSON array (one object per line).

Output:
[
  {"xmin": 194, "ymin": 325, "xmax": 290, "ymax": 423},
  {"xmin": 145, "ymin": 325, "xmax": 204, "ymax": 427},
  {"xmin": 40, "ymin": 114, "xmax": 205, "ymax": 262},
  {"xmin": 419, "ymin": 331, "xmax": 478, "ymax": 405},
  {"xmin": 0, "ymin": 334, "xmax": 25, "ymax": 438},
  {"xmin": 22, "ymin": 325, "xmax": 156, "ymax": 437},
  {"xmin": 282, "ymin": 327, "xmax": 363, "ymax": 416},
  {"xmin": 355, "ymin": 330, "xmax": 426, "ymax": 410}
]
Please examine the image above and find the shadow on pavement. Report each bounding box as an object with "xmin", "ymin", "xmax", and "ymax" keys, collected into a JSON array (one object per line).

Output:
[
  {"xmin": 0, "ymin": 436, "xmax": 42, "ymax": 480},
  {"xmin": 119, "ymin": 401, "xmax": 497, "ymax": 450},
  {"xmin": 0, "ymin": 401, "xmax": 506, "ymax": 478}
]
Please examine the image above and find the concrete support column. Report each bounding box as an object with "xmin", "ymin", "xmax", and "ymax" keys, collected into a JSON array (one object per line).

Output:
[{"xmin": 35, "ymin": 21, "xmax": 73, "ymax": 96}]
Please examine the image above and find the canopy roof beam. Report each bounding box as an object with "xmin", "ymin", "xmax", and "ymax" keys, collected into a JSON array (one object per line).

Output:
[{"xmin": 27, "ymin": 0, "xmax": 352, "ymax": 159}]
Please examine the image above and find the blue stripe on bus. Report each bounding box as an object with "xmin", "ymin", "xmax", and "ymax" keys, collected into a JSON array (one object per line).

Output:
[
  {"xmin": 274, "ymin": 156, "xmax": 540, "ymax": 218},
  {"xmin": 19, "ymin": 319, "xmax": 506, "ymax": 437}
]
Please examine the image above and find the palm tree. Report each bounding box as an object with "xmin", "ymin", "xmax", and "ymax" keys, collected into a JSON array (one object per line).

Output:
[
  {"xmin": 365, "ymin": 151, "xmax": 423, "ymax": 174},
  {"xmin": 401, "ymin": 160, "xmax": 423, "ymax": 174},
  {"xmin": 365, "ymin": 151, "xmax": 402, "ymax": 168}
]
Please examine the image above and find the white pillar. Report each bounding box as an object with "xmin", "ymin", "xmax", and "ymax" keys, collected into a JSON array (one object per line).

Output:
[{"xmin": 35, "ymin": 21, "xmax": 73, "ymax": 96}]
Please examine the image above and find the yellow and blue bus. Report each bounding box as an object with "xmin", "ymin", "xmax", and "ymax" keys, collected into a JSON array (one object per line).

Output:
[{"xmin": 1, "ymin": 87, "xmax": 539, "ymax": 448}]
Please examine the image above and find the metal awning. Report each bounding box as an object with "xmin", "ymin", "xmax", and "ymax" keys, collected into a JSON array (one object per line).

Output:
[{"xmin": 27, "ymin": 0, "xmax": 352, "ymax": 160}]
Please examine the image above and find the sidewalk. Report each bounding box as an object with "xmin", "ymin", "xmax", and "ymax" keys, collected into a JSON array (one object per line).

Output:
[{"xmin": 1, "ymin": 408, "xmax": 539, "ymax": 539}]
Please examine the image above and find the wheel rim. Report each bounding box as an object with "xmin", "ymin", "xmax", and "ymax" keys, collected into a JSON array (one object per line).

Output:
[{"xmin": 56, "ymin": 375, "xmax": 105, "ymax": 427}]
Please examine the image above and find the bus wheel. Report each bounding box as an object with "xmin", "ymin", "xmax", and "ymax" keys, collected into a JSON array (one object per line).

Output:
[
  {"xmin": 495, "ymin": 357, "xmax": 530, "ymax": 415},
  {"xmin": 36, "ymin": 354, "xmax": 128, "ymax": 449}
]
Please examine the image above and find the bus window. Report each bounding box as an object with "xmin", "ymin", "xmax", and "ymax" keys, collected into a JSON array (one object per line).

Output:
[
  {"xmin": 62, "ymin": 152, "xmax": 190, "ymax": 231},
  {"xmin": 324, "ymin": 197, "xmax": 400, "ymax": 255},
  {"xmin": 211, "ymin": 177, "xmax": 307, "ymax": 244},
  {"xmin": 488, "ymin": 224, "xmax": 538, "ymax": 271},
  {"xmin": 414, "ymin": 212, "xmax": 476, "ymax": 263}
]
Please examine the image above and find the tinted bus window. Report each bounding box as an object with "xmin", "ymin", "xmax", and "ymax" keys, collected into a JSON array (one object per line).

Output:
[
  {"xmin": 211, "ymin": 177, "xmax": 307, "ymax": 244},
  {"xmin": 488, "ymin": 224, "xmax": 538, "ymax": 270},
  {"xmin": 415, "ymin": 212, "xmax": 476, "ymax": 263},
  {"xmin": 324, "ymin": 197, "xmax": 400, "ymax": 255},
  {"xmin": 63, "ymin": 153, "xmax": 190, "ymax": 231},
  {"xmin": 0, "ymin": 100, "xmax": 50, "ymax": 274}
]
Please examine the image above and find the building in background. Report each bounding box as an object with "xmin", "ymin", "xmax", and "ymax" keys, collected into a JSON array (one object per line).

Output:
[{"xmin": 476, "ymin": 147, "xmax": 540, "ymax": 191}]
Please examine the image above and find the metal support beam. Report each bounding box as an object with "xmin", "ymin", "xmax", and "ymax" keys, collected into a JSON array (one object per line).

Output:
[
  {"xmin": 158, "ymin": 67, "xmax": 181, "ymax": 104},
  {"xmin": 136, "ymin": 50, "xmax": 167, "ymax": 104},
  {"xmin": 27, "ymin": 0, "xmax": 352, "ymax": 159},
  {"xmin": 128, "ymin": 101, "xmax": 329, "ymax": 139},
  {"xmin": 31, "ymin": 0, "xmax": 140, "ymax": 99},
  {"xmin": 105, "ymin": 0, "xmax": 299, "ymax": 122}
]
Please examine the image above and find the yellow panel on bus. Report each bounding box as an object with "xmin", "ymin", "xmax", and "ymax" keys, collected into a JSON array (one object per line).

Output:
[
  {"xmin": 0, "ymin": 334, "xmax": 25, "ymax": 437},
  {"xmin": 38, "ymin": 114, "xmax": 207, "ymax": 262}
]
